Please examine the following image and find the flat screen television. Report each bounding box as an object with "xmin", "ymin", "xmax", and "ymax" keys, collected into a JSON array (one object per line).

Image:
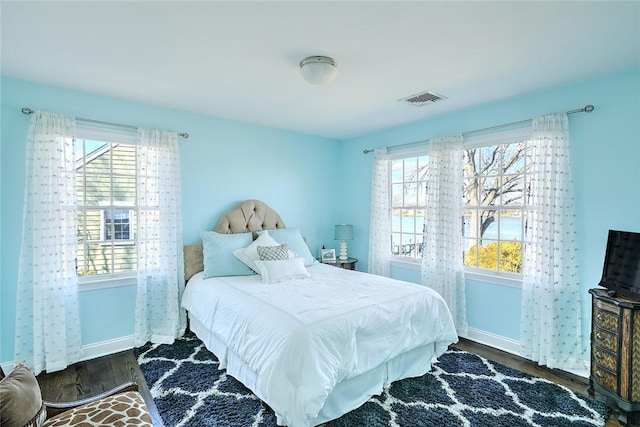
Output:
[{"xmin": 599, "ymin": 229, "xmax": 640, "ymax": 300}]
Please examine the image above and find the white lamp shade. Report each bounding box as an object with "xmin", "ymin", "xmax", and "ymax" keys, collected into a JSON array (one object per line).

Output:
[{"xmin": 300, "ymin": 56, "xmax": 337, "ymax": 85}]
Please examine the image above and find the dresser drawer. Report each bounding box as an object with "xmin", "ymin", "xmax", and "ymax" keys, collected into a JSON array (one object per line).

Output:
[
  {"xmin": 592, "ymin": 365, "xmax": 618, "ymax": 393},
  {"xmin": 593, "ymin": 303, "xmax": 620, "ymax": 333},
  {"xmin": 592, "ymin": 325, "xmax": 619, "ymax": 353},
  {"xmin": 592, "ymin": 346, "xmax": 618, "ymax": 372}
]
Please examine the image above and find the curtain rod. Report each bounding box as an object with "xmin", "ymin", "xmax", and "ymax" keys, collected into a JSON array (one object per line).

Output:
[
  {"xmin": 21, "ymin": 107, "xmax": 190, "ymax": 139},
  {"xmin": 362, "ymin": 104, "xmax": 594, "ymax": 154}
]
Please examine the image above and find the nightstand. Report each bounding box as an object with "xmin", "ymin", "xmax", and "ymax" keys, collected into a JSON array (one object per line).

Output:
[{"xmin": 323, "ymin": 258, "xmax": 357, "ymax": 270}]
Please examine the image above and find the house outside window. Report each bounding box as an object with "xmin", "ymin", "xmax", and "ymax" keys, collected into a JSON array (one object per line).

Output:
[
  {"xmin": 102, "ymin": 208, "xmax": 133, "ymax": 241},
  {"xmin": 75, "ymin": 127, "xmax": 138, "ymax": 283},
  {"xmin": 389, "ymin": 129, "xmax": 531, "ymax": 280}
]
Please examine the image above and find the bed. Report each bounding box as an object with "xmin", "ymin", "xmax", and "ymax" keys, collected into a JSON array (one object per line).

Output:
[{"xmin": 181, "ymin": 200, "xmax": 458, "ymax": 427}]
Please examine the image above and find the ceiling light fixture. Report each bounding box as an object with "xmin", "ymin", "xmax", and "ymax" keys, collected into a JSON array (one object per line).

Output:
[{"xmin": 299, "ymin": 56, "xmax": 337, "ymax": 85}]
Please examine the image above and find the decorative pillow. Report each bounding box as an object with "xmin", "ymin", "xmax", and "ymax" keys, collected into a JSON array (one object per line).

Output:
[
  {"xmin": 257, "ymin": 244, "xmax": 289, "ymax": 261},
  {"xmin": 200, "ymin": 231, "xmax": 255, "ymax": 278},
  {"xmin": 233, "ymin": 232, "xmax": 295, "ymax": 273},
  {"xmin": 254, "ymin": 257, "xmax": 311, "ymax": 284},
  {"xmin": 0, "ymin": 363, "xmax": 47, "ymax": 427},
  {"xmin": 259, "ymin": 228, "xmax": 318, "ymax": 267}
]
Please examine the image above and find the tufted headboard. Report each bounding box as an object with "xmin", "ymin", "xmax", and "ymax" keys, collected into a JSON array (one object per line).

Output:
[{"xmin": 183, "ymin": 199, "xmax": 286, "ymax": 282}]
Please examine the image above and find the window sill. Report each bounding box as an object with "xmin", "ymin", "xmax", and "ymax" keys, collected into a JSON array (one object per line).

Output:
[
  {"xmin": 389, "ymin": 259, "xmax": 522, "ymax": 288},
  {"xmin": 78, "ymin": 274, "xmax": 136, "ymax": 291},
  {"xmin": 390, "ymin": 258, "xmax": 422, "ymax": 270},
  {"xmin": 464, "ymin": 270, "xmax": 522, "ymax": 288}
]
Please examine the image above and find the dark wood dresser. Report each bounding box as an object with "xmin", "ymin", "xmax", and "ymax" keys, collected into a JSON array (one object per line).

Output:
[{"xmin": 589, "ymin": 288, "xmax": 640, "ymax": 425}]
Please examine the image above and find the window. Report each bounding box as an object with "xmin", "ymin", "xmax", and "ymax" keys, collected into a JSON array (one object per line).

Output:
[
  {"xmin": 390, "ymin": 155, "xmax": 428, "ymax": 261},
  {"xmin": 102, "ymin": 208, "xmax": 133, "ymax": 241},
  {"xmin": 388, "ymin": 130, "xmax": 531, "ymax": 278},
  {"xmin": 75, "ymin": 135, "xmax": 137, "ymax": 279},
  {"xmin": 462, "ymin": 138, "xmax": 531, "ymax": 275}
]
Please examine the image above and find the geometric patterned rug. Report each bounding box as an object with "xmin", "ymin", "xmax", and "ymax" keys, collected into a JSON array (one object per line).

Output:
[{"xmin": 135, "ymin": 332, "xmax": 610, "ymax": 427}]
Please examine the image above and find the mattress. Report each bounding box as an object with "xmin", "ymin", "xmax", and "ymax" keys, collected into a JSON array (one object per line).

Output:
[{"xmin": 181, "ymin": 263, "xmax": 457, "ymax": 427}]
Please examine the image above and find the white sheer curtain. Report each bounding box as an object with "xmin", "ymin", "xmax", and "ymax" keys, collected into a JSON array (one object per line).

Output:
[
  {"xmin": 520, "ymin": 113, "xmax": 583, "ymax": 369},
  {"xmin": 368, "ymin": 148, "xmax": 391, "ymax": 276},
  {"xmin": 134, "ymin": 128, "xmax": 185, "ymax": 346},
  {"xmin": 421, "ymin": 135, "xmax": 467, "ymax": 335},
  {"xmin": 14, "ymin": 111, "xmax": 83, "ymax": 375}
]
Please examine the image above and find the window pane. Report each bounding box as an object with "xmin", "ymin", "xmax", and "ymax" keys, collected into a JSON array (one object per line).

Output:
[
  {"xmin": 503, "ymin": 174, "xmax": 525, "ymax": 206},
  {"xmin": 479, "ymin": 210, "xmax": 498, "ymax": 240},
  {"xmin": 463, "ymin": 239, "xmax": 478, "ymax": 267},
  {"xmin": 112, "ymin": 145, "xmax": 136, "ymax": 176},
  {"xmin": 404, "ymin": 158, "xmax": 417, "ymax": 181},
  {"xmin": 84, "ymin": 242, "xmax": 114, "ymax": 275},
  {"xmin": 391, "ymin": 209, "xmax": 403, "ymax": 233},
  {"xmin": 404, "ymin": 183, "xmax": 418, "ymax": 207},
  {"xmin": 477, "ymin": 240, "xmax": 498, "ymax": 271},
  {"xmin": 391, "ymin": 184, "xmax": 404, "ymax": 207},
  {"xmin": 392, "ymin": 233, "xmax": 402, "ymax": 255},
  {"xmin": 416, "ymin": 210, "xmax": 425, "ymax": 234},
  {"xmin": 79, "ymin": 209, "xmax": 102, "ymax": 242},
  {"xmin": 112, "ymin": 175, "xmax": 136, "ymax": 204},
  {"xmin": 499, "ymin": 240, "xmax": 522, "ymax": 273},
  {"xmin": 479, "ymin": 146, "xmax": 498, "ymax": 172},
  {"xmin": 499, "ymin": 210, "xmax": 523, "ymax": 241},
  {"xmin": 113, "ymin": 245, "xmax": 137, "ymax": 272},
  {"xmin": 417, "ymin": 156, "xmax": 428, "ymax": 180},
  {"xmin": 391, "ymin": 159, "xmax": 403, "ymax": 183}
]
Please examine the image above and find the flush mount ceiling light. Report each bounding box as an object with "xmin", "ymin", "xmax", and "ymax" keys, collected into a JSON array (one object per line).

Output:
[{"xmin": 299, "ymin": 56, "xmax": 337, "ymax": 85}]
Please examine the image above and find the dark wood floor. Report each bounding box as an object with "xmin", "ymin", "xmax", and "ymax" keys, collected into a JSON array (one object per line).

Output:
[
  {"xmin": 36, "ymin": 338, "xmax": 629, "ymax": 427},
  {"xmin": 36, "ymin": 349, "xmax": 164, "ymax": 426}
]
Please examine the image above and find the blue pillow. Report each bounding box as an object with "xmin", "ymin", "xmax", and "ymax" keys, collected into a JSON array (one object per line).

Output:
[
  {"xmin": 200, "ymin": 231, "xmax": 255, "ymax": 278},
  {"xmin": 259, "ymin": 228, "xmax": 318, "ymax": 267}
]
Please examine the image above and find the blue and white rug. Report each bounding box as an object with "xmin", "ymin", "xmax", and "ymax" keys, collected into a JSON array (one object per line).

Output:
[{"xmin": 135, "ymin": 333, "xmax": 609, "ymax": 427}]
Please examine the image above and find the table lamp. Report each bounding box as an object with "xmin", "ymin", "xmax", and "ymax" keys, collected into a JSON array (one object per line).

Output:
[{"xmin": 334, "ymin": 224, "xmax": 353, "ymax": 261}]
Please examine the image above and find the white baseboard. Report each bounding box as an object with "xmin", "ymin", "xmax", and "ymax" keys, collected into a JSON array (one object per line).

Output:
[
  {"xmin": 459, "ymin": 327, "xmax": 590, "ymax": 379},
  {"xmin": 460, "ymin": 326, "xmax": 522, "ymax": 355},
  {"xmin": 1, "ymin": 335, "xmax": 134, "ymax": 375},
  {"xmin": 79, "ymin": 335, "xmax": 135, "ymax": 362}
]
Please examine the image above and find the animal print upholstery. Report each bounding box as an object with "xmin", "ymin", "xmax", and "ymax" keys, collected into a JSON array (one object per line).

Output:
[{"xmin": 43, "ymin": 391, "xmax": 152, "ymax": 426}]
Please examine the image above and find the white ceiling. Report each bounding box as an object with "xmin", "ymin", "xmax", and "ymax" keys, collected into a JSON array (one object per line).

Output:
[{"xmin": 2, "ymin": 1, "xmax": 639, "ymax": 140}]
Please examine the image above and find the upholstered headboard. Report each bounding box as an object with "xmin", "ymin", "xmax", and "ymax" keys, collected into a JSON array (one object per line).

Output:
[{"xmin": 183, "ymin": 199, "xmax": 286, "ymax": 282}]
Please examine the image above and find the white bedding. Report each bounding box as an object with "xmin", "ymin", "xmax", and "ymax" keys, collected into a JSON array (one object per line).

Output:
[{"xmin": 181, "ymin": 263, "xmax": 457, "ymax": 427}]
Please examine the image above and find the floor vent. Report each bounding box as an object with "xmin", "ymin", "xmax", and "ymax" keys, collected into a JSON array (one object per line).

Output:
[{"xmin": 399, "ymin": 90, "xmax": 447, "ymax": 107}]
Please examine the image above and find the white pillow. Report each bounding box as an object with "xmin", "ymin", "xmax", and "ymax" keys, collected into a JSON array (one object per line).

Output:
[
  {"xmin": 258, "ymin": 228, "xmax": 318, "ymax": 267},
  {"xmin": 233, "ymin": 232, "xmax": 296, "ymax": 273},
  {"xmin": 254, "ymin": 257, "xmax": 311, "ymax": 284}
]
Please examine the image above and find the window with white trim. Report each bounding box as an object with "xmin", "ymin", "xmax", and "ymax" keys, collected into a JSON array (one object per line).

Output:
[
  {"xmin": 388, "ymin": 129, "xmax": 531, "ymax": 278},
  {"xmin": 462, "ymin": 136, "xmax": 531, "ymax": 275},
  {"xmin": 75, "ymin": 128, "xmax": 138, "ymax": 280},
  {"xmin": 390, "ymin": 155, "xmax": 428, "ymax": 261}
]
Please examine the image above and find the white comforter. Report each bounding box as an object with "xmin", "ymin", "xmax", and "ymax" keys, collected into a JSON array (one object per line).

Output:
[{"xmin": 181, "ymin": 263, "xmax": 457, "ymax": 427}]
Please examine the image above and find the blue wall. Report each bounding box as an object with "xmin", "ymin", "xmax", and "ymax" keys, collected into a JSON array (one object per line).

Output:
[
  {"xmin": 340, "ymin": 68, "xmax": 640, "ymax": 353},
  {"xmin": 0, "ymin": 77, "xmax": 341, "ymax": 363},
  {"xmin": 2, "ymin": 68, "xmax": 639, "ymax": 366}
]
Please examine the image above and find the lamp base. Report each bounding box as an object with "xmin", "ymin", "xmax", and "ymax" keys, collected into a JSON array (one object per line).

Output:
[{"xmin": 339, "ymin": 240, "xmax": 348, "ymax": 261}]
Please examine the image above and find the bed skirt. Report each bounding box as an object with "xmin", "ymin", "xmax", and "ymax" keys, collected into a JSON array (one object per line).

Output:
[{"xmin": 188, "ymin": 314, "xmax": 441, "ymax": 426}]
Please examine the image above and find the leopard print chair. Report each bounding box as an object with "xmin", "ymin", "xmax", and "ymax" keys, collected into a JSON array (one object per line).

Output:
[{"xmin": 0, "ymin": 363, "xmax": 152, "ymax": 427}]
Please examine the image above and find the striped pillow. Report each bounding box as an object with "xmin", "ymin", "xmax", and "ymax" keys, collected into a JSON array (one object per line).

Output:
[{"xmin": 257, "ymin": 244, "xmax": 289, "ymax": 261}]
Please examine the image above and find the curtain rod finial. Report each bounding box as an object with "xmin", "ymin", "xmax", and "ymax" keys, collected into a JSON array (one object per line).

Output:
[
  {"xmin": 584, "ymin": 105, "xmax": 594, "ymax": 113},
  {"xmin": 22, "ymin": 107, "xmax": 34, "ymax": 115}
]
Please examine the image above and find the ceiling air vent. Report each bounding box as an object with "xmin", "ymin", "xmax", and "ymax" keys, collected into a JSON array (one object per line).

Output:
[{"xmin": 399, "ymin": 90, "xmax": 447, "ymax": 107}]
